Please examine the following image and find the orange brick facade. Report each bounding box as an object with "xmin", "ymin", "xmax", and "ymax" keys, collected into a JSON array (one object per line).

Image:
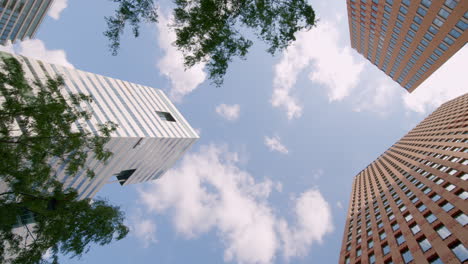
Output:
[
  {"xmin": 346, "ymin": 0, "xmax": 468, "ymax": 92},
  {"xmin": 339, "ymin": 93, "xmax": 468, "ymax": 263}
]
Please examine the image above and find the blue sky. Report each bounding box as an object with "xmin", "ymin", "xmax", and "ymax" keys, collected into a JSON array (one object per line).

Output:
[{"xmin": 3, "ymin": 0, "xmax": 467, "ymax": 263}]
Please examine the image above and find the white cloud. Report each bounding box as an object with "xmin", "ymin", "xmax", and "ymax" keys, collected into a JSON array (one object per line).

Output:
[
  {"xmin": 403, "ymin": 46, "xmax": 468, "ymax": 114},
  {"xmin": 278, "ymin": 190, "xmax": 334, "ymax": 259},
  {"xmin": 272, "ymin": 21, "xmax": 364, "ymax": 119},
  {"xmin": 264, "ymin": 135, "xmax": 289, "ymax": 154},
  {"xmin": 0, "ymin": 39, "xmax": 73, "ymax": 68},
  {"xmin": 312, "ymin": 169, "xmax": 324, "ymax": 180},
  {"xmin": 216, "ymin": 103, "xmax": 240, "ymax": 121},
  {"xmin": 48, "ymin": 0, "xmax": 68, "ymax": 20},
  {"xmin": 352, "ymin": 75, "xmax": 403, "ymax": 115},
  {"xmin": 131, "ymin": 217, "xmax": 157, "ymax": 247},
  {"xmin": 336, "ymin": 201, "xmax": 343, "ymax": 209},
  {"xmin": 156, "ymin": 13, "xmax": 206, "ymax": 102},
  {"xmin": 137, "ymin": 144, "xmax": 333, "ymax": 263}
]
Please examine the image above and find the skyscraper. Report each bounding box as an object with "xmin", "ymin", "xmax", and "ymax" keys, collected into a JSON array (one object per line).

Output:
[
  {"xmin": 339, "ymin": 93, "xmax": 468, "ymax": 263},
  {"xmin": 346, "ymin": 0, "xmax": 468, "ymax": 91},
  {"xmin": 0, "ymin": 0, "xmax": 53, "ymax": 44},
  {"xmin": 0, "ymin": 51, "xmax": 199, "ymax": 199}
]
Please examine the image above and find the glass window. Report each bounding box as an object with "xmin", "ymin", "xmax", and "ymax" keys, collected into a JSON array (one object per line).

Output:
[
  {"xmin": 454, "ymin": 212, "xmax": 468, "ymax": 226},
  {"xmin": 441, "ymin": 202, "xmax": 454, "ymax": 212},
  {"xmin": 431, "ymin": 194, "xmax": 441, "ymax": 201},
  {"xmin": 439, "ymin": 43, "xmax": 448, "ymax": 51},
  {"xmin": 424, "ymin": 33, "xmax": 433, "ymax": 41},
  {"xmin": 357, "ymin": 248, "xmax": 362, "ymax": 257},
  {"xmin": 417, "ymin": 7, "xmax": 427, "ymax": 17},
  {"xmin": 384, "ymin": 5, "xmax": 392, "ymax": 13},
  {"xmin": 399, "ymin": 6, "xmax": 407, "ymax": 15},
  {"xmin": 369, "ymin": 253, "xmax": 376, "ymax": 264},
  {"xmin": 414, "ymin": 16, "xmax": 422, "ymax": 25},
  {"xmin": 401, "ymin": 248, "xmax": 413, "ymax": 264},
  {"xmin": 457, "ymin": 20, "xmax": 468, "ymax": 31},
  {"xmin": 404, "ymin": 213, "xmax": 413, "ymax": 222},
  {"xmin": 458, "ymin": 191, "xmax": 468, "ymax": 200},
  {"xmin": 418, "ymin": 237, "xmax": 432, "ymax": 252},
  {"xmin": 433, "ymin": 18, "xmax": 444, "ymax": 27},
  {"xmin": 428, "ymin": 26, "xmax": 438, "ymax": 35},
  {"xmin": 396, "ymin": 233, "xmax": 405, "ymax": 245},
  {"xmin": 410, "ymin": 224, "xmax": 421, "ymax": 234},
  {"xmin": 450, "ymin": 242, "xmax": 468, "ymax": 262},
  {"xmin": 425, "ymin": 213, "xmax": 437, "ymax": 224},
  {"xmin": 439, "ymin": 8, "xmax": 450, "ymax": 19},
  {"xmin": 445, "ymin": 184, "xmax": 456, "ymax": 192},
  {"xmin": 383, "ymin": 243, "xmax": 390, "ymax": 255},
  {"xmin": 380, "ymin": 231, "xmax": 387, "ymax": 240},
  {"xmin": 368, "ymin": 239, "xmax": 374, "ymax": 249},
  {"xmin": 436, "ymin": 225, "xmax": 451, "ymax": 239},
  {"xmin": 421, "ymin": 0, "xmax": 431, "ymax": 8},
  {"xmin": 445, "ymin": 0, "xmax": 457, "ymax": 9},
  {"xmin": 418, "ymin": 204, "xmax": 427, "ymax": 212},
  {"xmin": 429, "ymin": 256, "xmax": 443, "ymax": 264},
  {"xmin": 392, "ymin": 222, "xmax": 400, "ymax": 231}
]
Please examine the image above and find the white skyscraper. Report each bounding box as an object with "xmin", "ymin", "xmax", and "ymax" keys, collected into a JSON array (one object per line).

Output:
[{"xmin": 1, "ymin": 51, "xmax": 199, "ymax": 199}]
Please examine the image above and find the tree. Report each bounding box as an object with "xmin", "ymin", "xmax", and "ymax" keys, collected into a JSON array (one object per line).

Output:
[
  {"xmin": 0, "ymin": 56, "xmax": 129, "ymax": 263},
  {"xmin": 0, "ymin": 184, "xmax": 128, "ymax": 264},
  {"xmin": 104, "ymin": 0, "xmax": 316, "ymax": 86}
]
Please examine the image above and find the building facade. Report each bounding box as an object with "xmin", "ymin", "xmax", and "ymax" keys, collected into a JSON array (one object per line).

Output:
[
  {"xmin": 339, "ymin": 93, "xmax": 468, "ymax": 263},
  {"xmin": 0, "ymin": 0, "xmax": 53, "ymax": 44},
  {"xmin": 346, "ymin": 0, "xmax": 468, "ymax": 92},
  {"xmin": 1, "ymin": 51, "xmax": 199, "ymax": 199}
]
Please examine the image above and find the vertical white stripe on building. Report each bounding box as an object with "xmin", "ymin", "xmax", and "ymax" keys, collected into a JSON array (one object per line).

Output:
[{"xmin": 1, "ymin": 51, "xmax": 199, "ymax": 199}]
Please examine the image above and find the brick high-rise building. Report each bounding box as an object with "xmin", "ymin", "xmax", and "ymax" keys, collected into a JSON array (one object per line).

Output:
[
  {"xmin": 346, "ymin": 0, "xmax": 468, "ymax": 92},
  {"xmin": 339, "ymin": 94, "xmax": 468, "ymax": 264}
]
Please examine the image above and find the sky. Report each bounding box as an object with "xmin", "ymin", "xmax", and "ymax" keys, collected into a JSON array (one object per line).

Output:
[{"xmin": 3, "ymin": 0, "xmax": 468, "ymax": 263}]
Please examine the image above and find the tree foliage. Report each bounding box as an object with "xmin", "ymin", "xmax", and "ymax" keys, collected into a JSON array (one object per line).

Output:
[
  {"xmin": 0, "ymin": 56, "xmax": 128, "ymax": 263},
  {"xmin": 105, "ymin": 0, "xmax": 316, "ymax": 86},
  {"xmin": 104, "ymin": 0, "xmax": 158, "ymax": 55}
]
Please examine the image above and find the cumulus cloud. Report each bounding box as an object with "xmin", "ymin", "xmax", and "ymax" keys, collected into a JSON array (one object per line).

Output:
[
  {"xmin": 278, "ymin": 190, "xmax": 334, "ymax": 259},
  {"xmin": 48, "ymin": 0, "xmax": 68, "ymax": 20},
  {"xmin": 272, "ymin": 21, "xmax": 364, "ymax": 119},
  {"xmin": 352, "ymin": 75, "xmax": 403, "ymax": 115},
  {"xmin": 215, "ymin": 103, "xmax": 240, "ymax": 121},
  {"xmin": 264, "ymin": 135, "xmax": 289, "ymax": 154},
  {"xmin": 403, "ymin": 46, "xmax": 468, "ymax": 113},
  {"xmin": 336, "ymin": 201, "xmax": 343, "ymax": 209},
  {"xmin": 137, "ymin": 145, "xmax": 333, "ymax": 263},
  {"xmin": 312, "ymin": 169, "xmax": 324, "ymax": 180},
  {"xmin": 156, "ymin": 13, "xmax": 206, "ymax": 102},
  {"xmin": 0, "ymin": 39, "xmax": 73, "ymax": 68},
  {"xmin": 351, "ymin": 46, "xmax": 468, "ymax": 116},
  {"xmin": 131, "ymin": 217, "xmax": 157, "ymax": 247}
]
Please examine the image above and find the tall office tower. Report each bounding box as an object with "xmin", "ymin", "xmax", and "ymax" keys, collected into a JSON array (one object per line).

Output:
[
  {"xmin": 0, "ymin": 0, "xmax": 53, "ymax": 44},
  {"xmin": 346, "ymin": 0, "xmax": 468, "ymax": 92},
  {"xmin": 0, "ymin": 51, "xmax": 199, "ymax": 199},
  {"xmin": 339, "ymin": 94, "xmax": 468, "ymax": 264}
]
